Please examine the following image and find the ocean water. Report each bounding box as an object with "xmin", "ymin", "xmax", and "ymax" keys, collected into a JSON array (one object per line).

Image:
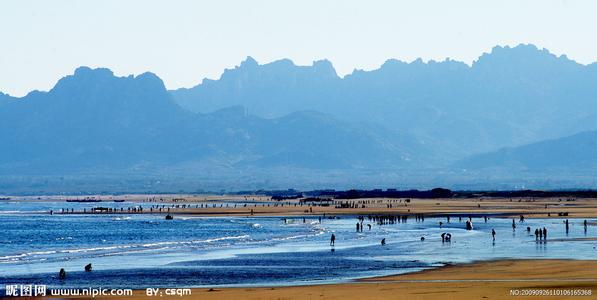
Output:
[{"xmin": 0, "ymin": 201, "xmax": 596, "ymax": 289}]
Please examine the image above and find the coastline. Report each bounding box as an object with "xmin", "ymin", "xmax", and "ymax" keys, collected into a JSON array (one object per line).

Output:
[
  {"xmin": 3, "ymin": 196, "xmax": 597, "ymax": 299},
  {"xmin": 8, "ymin": 196, "xmax": 596, "ymax": 219},
  {"xmin": 92, "ymin": 259, "xmax": 597, "ymax": 299}
]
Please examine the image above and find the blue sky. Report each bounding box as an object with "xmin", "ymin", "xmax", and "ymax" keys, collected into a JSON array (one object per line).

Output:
[{"xmin": 1, "ymin": 0, "xmax": 596, "ymax": 96}]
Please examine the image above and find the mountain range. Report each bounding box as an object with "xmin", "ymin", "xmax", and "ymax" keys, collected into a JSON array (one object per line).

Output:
[
  {"xmin": 2, "ymin": 44, "xmax": 597, "ymax": 192},
  {"xmin": 172, "ymin": 44, "xmax": 597, "ymax": 160},
  {"xmin": 0, "ymin": 67, "xmax": 428, "ymax": 176}
]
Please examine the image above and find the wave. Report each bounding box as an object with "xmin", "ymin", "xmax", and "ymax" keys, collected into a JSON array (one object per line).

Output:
[
  {"xmin": 0, "ymin": 250, "xmax": 58, "ymax": 260},
  {"xmin": 0, "ymin": 235, "xmax": 251, "ymax": 263},
  {"xmin": 0, "ymin": 210, "xmax": 47, "ymax": 214},
  {"xmin": 271, "ymin": 230, "xmax": 326, "ymax": 242}
]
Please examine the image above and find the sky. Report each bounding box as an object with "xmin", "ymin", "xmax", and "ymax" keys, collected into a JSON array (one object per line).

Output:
[{"xmin": 1, "ymin": 0, "xmax": 596, "ymax": 96}]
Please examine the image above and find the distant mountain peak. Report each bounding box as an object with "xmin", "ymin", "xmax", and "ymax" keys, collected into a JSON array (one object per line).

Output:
[
  {"xmin": 135, "ymin": 71, "xmax": 166, "ymax": 88},
  {"xmin": 52, "ymin": 67, "xmax": 167, "ymax": 95},
  {"xmin": 73, "ymin": 66, "xmax": 115, "ymax": 77},
  {"xmin": 52, "ymin": 66, "xmax": 116, "ymax": 93},
  {"xmin": 473, "ymin": 43, "xmax": 576, "ymax": 68},
  {"xmin": 312, "ymin": 59, "xmax": 337, "ymax": 77},
  {"xmin": 240, "ymin": 56, "xmax": 259, "ymax": 68},
  {"xmin": 0, "ymin": 91, "xmax": 15, "ymax": 106}
]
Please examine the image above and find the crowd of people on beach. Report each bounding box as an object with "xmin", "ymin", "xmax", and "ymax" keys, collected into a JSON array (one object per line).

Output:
[
  {"xmin": 52, "ymin": 200, "xmax": 339, "ymax": 215},
  {"xmin": 325, "ymin": 213, "xmax": 591, "ymax": 249},
  {"xmin": 51, "ymin": 207, "xmax": 592, "ymax": 282}
]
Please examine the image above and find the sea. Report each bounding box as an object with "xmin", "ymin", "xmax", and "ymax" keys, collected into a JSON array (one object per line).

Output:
[{"xmin": 0, "ymin": 200, "xmax": 596, "ymax": 289}]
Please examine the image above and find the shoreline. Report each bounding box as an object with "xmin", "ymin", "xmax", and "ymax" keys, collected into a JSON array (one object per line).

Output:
[
  {"xmin": 5, "ymin": 196, "xmax": 597, "ymax": 218},
  {"xmin": 92, "ymin": 259, "xmax": 597, "ymax": 299},
  {"xmin": 4, "ymin": 197, "xmax": 597, "ymax": 299}
]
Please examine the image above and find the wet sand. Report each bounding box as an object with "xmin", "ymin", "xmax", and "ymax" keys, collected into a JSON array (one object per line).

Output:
[
  {"xmin": 179, "ymin": 197, "xmax": 597, "ymax": 218},
  {"xmin": 94, "ymin": 259, "xmax": 597, "ymax": 299},
  {"xmin": 10, "ymin": 195, "xmax": 597, "ymax": 219}
]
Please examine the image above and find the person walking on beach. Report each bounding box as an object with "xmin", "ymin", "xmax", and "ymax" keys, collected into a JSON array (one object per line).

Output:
[
  {"xmin": 330, "ymin": 234, "xmax": 336, "ymax": 246},
  {"xmin": 492, "ymin": 229, "xmax": 496, "ymax": 241}
]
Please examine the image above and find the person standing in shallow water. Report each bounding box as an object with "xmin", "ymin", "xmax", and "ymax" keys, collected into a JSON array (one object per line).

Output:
[
  {"xmin": 330, "ymin": 234, "xmax": 336, "ymax": 246},
  {"xmin": 538, "ymin": 228, "xmax": 543, "ymax": 239},
  {"xmin": 59, "ymin": 268, "xmax": 66, "ymax": 280},
  {"xmin": 492, "ymin": 229, "xmax": 496, "ymax": 241}
]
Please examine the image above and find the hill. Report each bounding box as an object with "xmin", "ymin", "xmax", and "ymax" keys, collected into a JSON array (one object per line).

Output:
[
  {"xmin": 171, "ymin": 44, "xmax": 597, "ymax": 158},
  {"xmin": 0, "ymin": 67, "xmax": 427, "ymax": 176}
]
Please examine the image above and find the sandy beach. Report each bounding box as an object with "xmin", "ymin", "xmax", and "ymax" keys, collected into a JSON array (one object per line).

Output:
[
  {"xmin": 23, "ymin": 195, "xmax": 597, "ymax": 219},
  {"xmin": 3, "ymin": 195, "xmax": 596, "ymax": 299},
  {"xmin": 84, "ymin": 259, "xmax": 597, "ymax": 299},
  {"xmin": 170, "ymin": 197, "xmax": 597, "ymax": 219}
]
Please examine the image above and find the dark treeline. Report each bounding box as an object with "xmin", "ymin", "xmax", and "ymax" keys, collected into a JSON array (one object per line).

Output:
[{"xmin": 233, "ymin": 188, "xmax": 597, "ymax": 199}]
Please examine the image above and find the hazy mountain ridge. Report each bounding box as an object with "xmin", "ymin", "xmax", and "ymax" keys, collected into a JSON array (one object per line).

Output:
[
  {"xmin": 0, "ymin": 92, "xmax": 15, "ymax": 107},
  {"xmin": 0, "ymin": 67, "xmax": 424, "ymax": 175},
  {"xmin": 2, "ymin": 44, "xmax": 597, "ymax": 191},
  {"xmin": 458, "ymin": 130, "xmax": 597, "ymax": 169},
  {"xmin": 171, "ymin": 44, "xmax": 597, "ymax": 159},
  {"xmin": 172, "ymin": 57, "xmax": 341, "ymax": 118}
]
